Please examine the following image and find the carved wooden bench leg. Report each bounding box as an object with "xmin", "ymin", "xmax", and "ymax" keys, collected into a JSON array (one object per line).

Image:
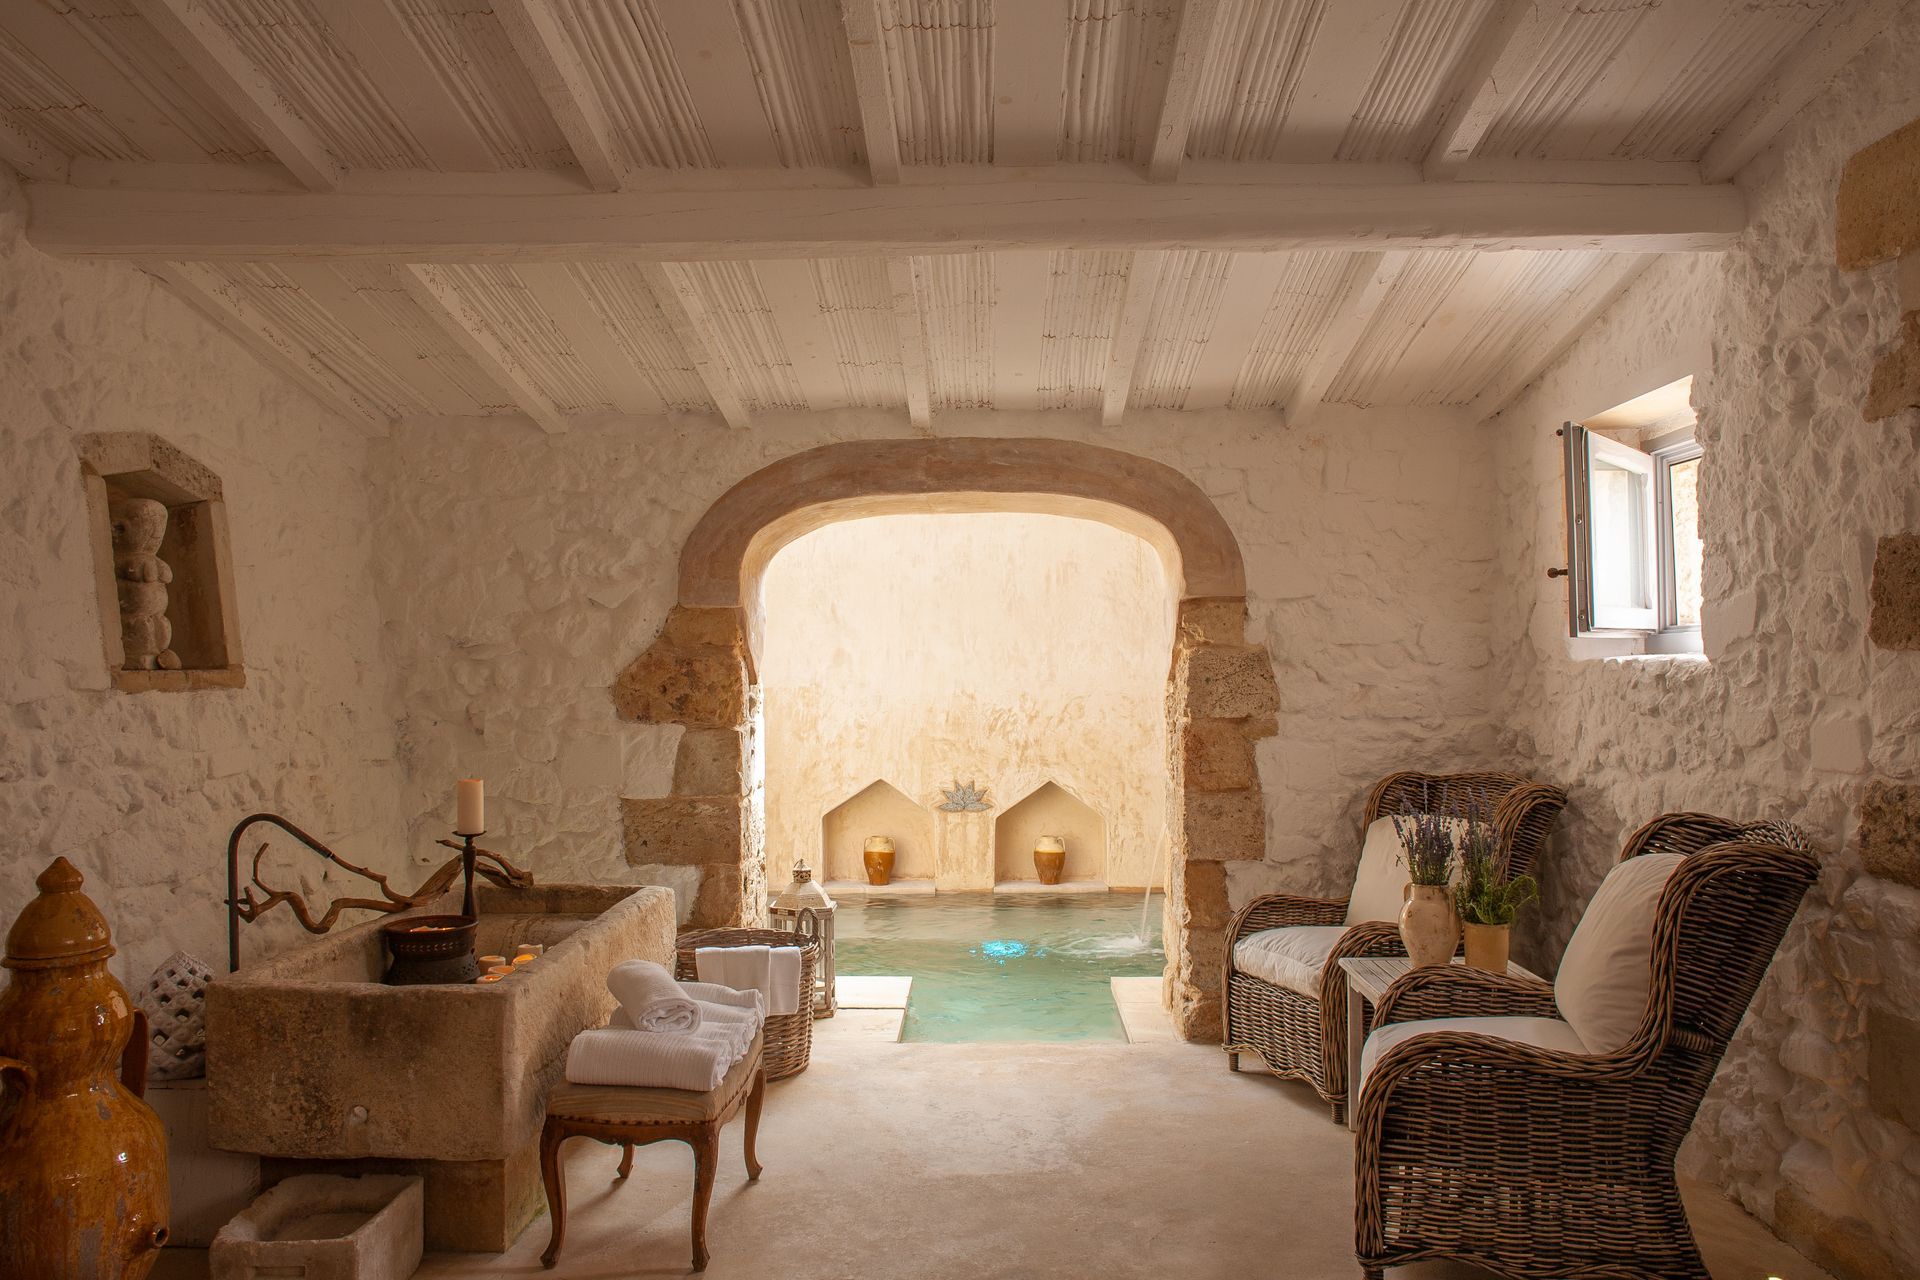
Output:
[
  {"xmin": 743, "ymin": 1067, "xmax": 766, "ymax": 1181},
  {"xmin": 690, "ymin": 1125, "xmax": 721, "ymax": 1271},
  {"xmin": 616, "ymin": 1142, "xmax": 635, "ymax": 1180},
  {"xmin": 539, "ymin": 1120, "xmax": 570, "ymax": 1270}
]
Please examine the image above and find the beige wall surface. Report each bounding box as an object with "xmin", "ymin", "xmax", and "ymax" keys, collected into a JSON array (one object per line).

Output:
[
  {"xmin": 758, "ymin": 514, "xmax": 1167, "ymax": 890},
  {"xmin": 1486, "ymin": 9, "xmax": 1920, "ymax": 1269},
  {"xmin": 0, "ymin": 170, "xmax": 409, "ymax": 983}
]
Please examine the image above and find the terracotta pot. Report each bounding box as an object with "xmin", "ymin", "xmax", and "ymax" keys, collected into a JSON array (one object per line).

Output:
[
  {"xmin": 0, "ymin": 858, "xmax": 170, "ymax": 1279},
  {"xmin": 863, "ymin": 836, "xmax": 896, "ymax": 887},
  {"xmin": 1399, "ymin": 884, "xmax": 1459, "ymax": 968},
  {"xmin": 1034, "ymin": 836, "xmax": 1066, "ymax": 886},
  {"xmin": 1463, "ymin": 922, "xmax": 1511, "ymax": 974}
]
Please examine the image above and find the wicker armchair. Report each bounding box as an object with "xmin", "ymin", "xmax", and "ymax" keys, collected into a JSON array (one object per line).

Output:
[
  {"xmin": 1222, "ymin": 771, "xmax": 1567, "ymax": 1122},
  {"xmin": 1353, "ymin": 813, "xmax": 1819, "ymax": 1280}
]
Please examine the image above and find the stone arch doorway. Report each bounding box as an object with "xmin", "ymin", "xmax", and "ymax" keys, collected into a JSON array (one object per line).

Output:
[{"xmin": 612, "ymin": 438, "xmax": 1278, "ymax": 1040}]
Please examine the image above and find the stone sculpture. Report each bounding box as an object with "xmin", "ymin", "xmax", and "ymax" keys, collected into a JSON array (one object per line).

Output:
[
  {"xmin": 110, "ymin": 496, "xmax": 181, "ymax": 671},
  {"xmin": 139, "ymin": 950, "xmax": 214, "ymax": 1081},
  {"xmin": 938, "ymin": 780, "xmax": 993, "ymax": 812}
]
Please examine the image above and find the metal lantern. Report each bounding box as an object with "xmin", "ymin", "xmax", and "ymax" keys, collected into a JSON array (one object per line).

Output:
[{"xmin": 770, "ymin": 860, "xmax": 837, "ymax": 1018}]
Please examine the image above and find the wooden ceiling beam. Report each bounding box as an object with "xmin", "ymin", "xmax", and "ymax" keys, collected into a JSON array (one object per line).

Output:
[
  {"xmin": 28, "ymin": 175, "xmax": 1747, "ymax": 260},
  {"xmin": 637, "ymin": 263, "xmax": 751, "ymax": 430},
  {"xmin": 1101, "ymin": 250, "xmax": 1165, "ymax": 426},
  {"xmin": 322, "ymin": 0, "xmax": 498, "ymax": 173},
  {"xmin": 1140, "ymin": 0, "xmax": 1223, "ymax": 183},
  {"xmin": 838, "ymin": 0, "xmax": 902, "ymax": 183},
  {"xmin": 1283, "ymin": 251, "xmax": 1408, "ymax": 425},
  {"xmin": 399, "ymin": 264, "xmax": 569, "ymax": 432},
  {"xmin": 1424, "ymin": 0, "xmax": 1544, "ymax": 178},
  {"xmin": 130, "ymin": 0, "xmax": 342, "ymax": 191},
  {"xmin": 885, "ymin": 256, "xmax": 931, "ymax": 430},
  {"xmin": 492, "ymin": 0, "xmax": 624, "ymax": 192},
  {"xmin": 991, "ymin": 0, "xmax": 1071, "ymax": 168}
]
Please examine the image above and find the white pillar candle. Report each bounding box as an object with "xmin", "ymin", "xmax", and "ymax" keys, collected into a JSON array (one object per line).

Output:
[{"xmin": 456, "ymin": 778, "xmax": 485, "ymax": 834}]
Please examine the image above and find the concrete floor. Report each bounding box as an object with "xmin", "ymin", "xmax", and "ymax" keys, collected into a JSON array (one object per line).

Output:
[{"xmin": 158, "ymin": 1017, "xmax": 1836, "ymax": 1280}]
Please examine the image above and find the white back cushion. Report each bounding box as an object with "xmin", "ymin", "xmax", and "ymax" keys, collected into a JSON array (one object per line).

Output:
[
  {"xmin": 1553, "ymin": 853, "xmax": 1686, "ymax": 1054},
  {"xmin": 1346, "ymin": 815, "xmax": 1466, "ymax": 926}
]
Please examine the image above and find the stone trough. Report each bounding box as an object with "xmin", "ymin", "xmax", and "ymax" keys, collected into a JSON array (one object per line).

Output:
[{"xmin": 205, "ymin": 882, "xmax": 676, "ymax": 1251}]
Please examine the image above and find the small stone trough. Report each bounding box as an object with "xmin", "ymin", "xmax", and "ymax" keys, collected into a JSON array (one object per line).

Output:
[{"xmin": 211, "ymin": 1174, "xmax": 422, "ymax": 1280}]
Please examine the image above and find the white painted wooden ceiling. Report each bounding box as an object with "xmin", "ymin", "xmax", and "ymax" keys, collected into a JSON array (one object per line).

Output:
[{"xmin": 0, "ymin": 0, "xmax": 1891, "ymax": 431}]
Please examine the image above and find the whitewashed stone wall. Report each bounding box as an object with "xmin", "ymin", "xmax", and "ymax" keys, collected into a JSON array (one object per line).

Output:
[
  {"xmin": 367, "ymin": 403, "xmax": 1500, "ymax": 921},
  {"xmin": 1486, "ymin": 12, "xmax": 1920, "ymax": 1271},
  {"xmin": 0, "ymin": 170, "xmax": 410, "ymax": 985}
]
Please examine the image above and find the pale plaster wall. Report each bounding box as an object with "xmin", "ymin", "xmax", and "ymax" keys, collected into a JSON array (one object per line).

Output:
[
  {"xmin": 757, "ymin": 513, "xmax": 1164, "ymax": 890},
  {"xmin": 0, "ymin": 170, "xmax": 410, "ymax": 985},
  {"xmin": 366, "ymin": 404, "xmax": 1502, "ymax": 917},
  {"xmin": 1485, "ymin": 12, "xmax": 1920, "ymax": 1269}
]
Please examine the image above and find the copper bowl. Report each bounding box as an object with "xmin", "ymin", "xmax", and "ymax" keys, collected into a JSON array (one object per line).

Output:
[{"xmin": 382, "ymin": 914, "xmax": 479, "ymax": 985}]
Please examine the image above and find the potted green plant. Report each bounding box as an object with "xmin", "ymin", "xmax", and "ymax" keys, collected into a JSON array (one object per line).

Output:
[
  {"xmin": 1453, "ymin": 822, "xmax": 1539, "ymax": 974},
  {"xmin": 1392, "ymin": 810, "xmax": 1459, "ymax": 967}
]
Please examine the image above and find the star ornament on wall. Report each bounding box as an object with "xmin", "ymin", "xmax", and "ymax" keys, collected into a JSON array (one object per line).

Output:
[{"xmin": 938, "ymin": 780, "xmax": 993, "ymax": 812}]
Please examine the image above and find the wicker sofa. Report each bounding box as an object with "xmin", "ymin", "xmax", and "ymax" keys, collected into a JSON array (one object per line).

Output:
[
  {"xmin": 1352, "ymin": 813, "xmax": 1819, "ymax": 1280},
  {"xmin": 1222, "ymin": 771, "xmax": 1567, "ymax": 1123}
]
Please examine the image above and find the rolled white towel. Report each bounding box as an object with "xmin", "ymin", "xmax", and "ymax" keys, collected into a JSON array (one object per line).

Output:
[
  {"xmin": 565, "ymin": 1026, "xmax": 749, "ymax": 1092},
  {"xmin": 679, "ymin": 981, "xmax": 765, "ymax": 1016},
  {"xmin": 611, "ymin": 998, "xmax": 763, "ymax": 1051},
  {"xmin": 607, "ymin": 959, "xmax": 700, "ymax": 1033}
]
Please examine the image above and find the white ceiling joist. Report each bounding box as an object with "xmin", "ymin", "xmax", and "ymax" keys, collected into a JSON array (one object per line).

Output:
[
  {"xmin": 1700, "ymin": 0, "xmax": 1907, "ymax": 183},
  {"xmin": 130, "ymin": 0, "xmax": 342, "ymax": 191},
  {"xmin": 839, "ymin": 0, "xmax": 902, "ymax": 184},
  {"xmin": 1283, "ymin": 251, "xmax": 1408, "ymax": 424},
  {"xmin": 653, "ymin": 0, "xmax": 779, "ymax": 169},
  {"xmin": 322, "ymin": 0, "xmax": 498, "ymax": 173},
  {"xmin": 514, "ymin": 264, "xmax": 667, "ymax": 416},
  {"xmin": 399, "ymin": 264, "xmax": 569, "ymax": 432},
  {"xmin": 1101, "ymin": 250, "xmax": 1165, "ymax": 427},
  {"xmin": 885, "ymin": 256, "xmax": 932, "ymax": 430},
  {"xmin": 992, "ymin": 251, "xmax": 1054, "ymax": 410},
  {"xmin": 148, "ymin": 261, "xmax": 383, "ymax": 427},
  {"xmin": 637, "ymin": 262, "xmax": 751, "ymax": 430},
  {"xmin": 992, "ymin": 0, "xmax": 1071, "ymax": 168},
  {"xmin": 27, "ymin": 176, "xmax": 1747, "ymax": 261},
  {"xmin": 754, "ymin": 259, "xmax": 846, "ymax": 410},
  {"xmin": 492, "ymin": 0, "xmax": 625, "ymax": 192},
  {"xmin": 1471, "ymin": 253, "xmax": 1654, "ymax": 419},
  {"xmin": 1141, "ymin": 0, "xmax": 1223, "ymax": 183},
  {"xmin": 1424, "ymin": 0, "xmax": 1543, "ymax": 178}
]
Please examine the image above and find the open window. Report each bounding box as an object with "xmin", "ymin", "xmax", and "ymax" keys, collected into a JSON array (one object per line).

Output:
[{"xmin": 1560, "ymin": 377, "xmax": 1703, "ymax": 655}]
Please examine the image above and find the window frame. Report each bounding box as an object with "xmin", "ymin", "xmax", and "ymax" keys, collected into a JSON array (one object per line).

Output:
[
  {"xmin": 1647, "ymin": 426, "xmax": 1703, "ymax": 653},
  {"xmin": 1561, "ymin": 421, "xmax": 1704, "ymax": 653}
]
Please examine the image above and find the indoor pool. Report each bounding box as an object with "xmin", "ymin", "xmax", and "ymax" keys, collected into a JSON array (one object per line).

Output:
[{"xmin": 834, "ymin": 892, "xmax": 1164, "ymax": 1042}]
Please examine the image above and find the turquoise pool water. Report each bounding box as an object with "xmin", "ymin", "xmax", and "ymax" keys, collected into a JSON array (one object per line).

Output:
[{"xmin": 834, "ymin": 892, "xmax": 1164, "ymax": 1042}]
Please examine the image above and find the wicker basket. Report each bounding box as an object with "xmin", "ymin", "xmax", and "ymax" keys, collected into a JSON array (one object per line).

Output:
[{"xmin": 675, "ymin": 926, "xmax": 818, "ymax": 1081}]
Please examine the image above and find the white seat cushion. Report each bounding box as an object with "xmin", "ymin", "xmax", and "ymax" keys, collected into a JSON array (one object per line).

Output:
[
  {"xmin": 1346, "ymin": 815, "xmax": 1467, "ymax": 926},
  {"xmin": 1231, "ymin": 926, "xmax": 1347, "ymax": 998},
  {"xmin": 1554, "ymin": 852, "xmax": 1686, "ymax": 1054},
  {"xmin": 1357, "ymin": 1015, "xmax": 1587, "ymax": 1101}
]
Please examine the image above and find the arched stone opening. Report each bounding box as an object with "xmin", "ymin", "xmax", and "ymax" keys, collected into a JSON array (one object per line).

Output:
[{"xmin": 611, "ymin": 438, "xmax": 1278, "ymax": 1040}]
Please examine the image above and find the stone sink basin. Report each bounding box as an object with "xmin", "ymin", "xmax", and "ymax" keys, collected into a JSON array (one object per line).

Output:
[{"xmin": 204, "ymin": 881, "xmax": 675, "ymax": 1249}]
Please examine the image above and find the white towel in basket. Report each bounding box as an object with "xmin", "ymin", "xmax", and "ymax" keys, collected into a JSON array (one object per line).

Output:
[{"xmin": 695, "ymin": 945, "xmax": 803, "ymax": 1017}]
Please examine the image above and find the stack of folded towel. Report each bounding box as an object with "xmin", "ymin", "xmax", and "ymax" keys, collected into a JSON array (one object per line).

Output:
[{"xmin": 564, "ymin": 960, "xmax": 767, "ymax": 1093}]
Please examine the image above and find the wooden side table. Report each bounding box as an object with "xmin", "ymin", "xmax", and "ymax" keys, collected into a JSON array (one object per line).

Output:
[{"xmin": 1336, "ymin": 955, "xmax": 1542, "ymax": 1132}]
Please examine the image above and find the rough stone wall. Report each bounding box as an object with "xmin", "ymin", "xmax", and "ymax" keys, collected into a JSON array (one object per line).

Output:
[
  {"xmin": 0, "ymin": 170, "xmax": 409, "ymax": 985},
  {"xmin": 1485, "ymin": 14, "xmax": 1920, "ymax": 1273},
  {"xmin": 757, "ymin": 513, "xmax": 1174, "ymax": 893},
  {"xmin": 367, "ymin": 404, "xmax": 1502, "ymax": 945}
]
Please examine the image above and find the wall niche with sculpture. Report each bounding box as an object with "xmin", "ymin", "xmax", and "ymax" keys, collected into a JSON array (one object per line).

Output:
[{"xmin": 78, "ymin": 432, "xmax": 244, "ymax": 693}]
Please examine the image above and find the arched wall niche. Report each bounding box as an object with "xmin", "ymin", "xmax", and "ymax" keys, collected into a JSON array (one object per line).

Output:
[{"xmin": 613, "ymin": 437, "xmax": 1278, "ymax": 1042}]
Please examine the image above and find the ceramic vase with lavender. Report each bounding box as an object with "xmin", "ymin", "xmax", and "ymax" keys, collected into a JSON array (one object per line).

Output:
[{"xmin": 1393, "ymin": 811, "xmax": 1459, "ymax": 968}]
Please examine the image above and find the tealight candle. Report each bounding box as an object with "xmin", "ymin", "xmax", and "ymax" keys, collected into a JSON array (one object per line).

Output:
[
  {"xmin": 511, "ymin": 954, "xmax": 535, "ymax": 967},
  {"xmin": 487, "ymin": 965, "xmax": 515, "ymax": 977},
  {"xmin": 478, "ymin": 954, "xmax": 507, "ymax": 969},
  {"xmin": 476, "ymin": 973, "xmax": 504, "ymax": 984},
  {"xmin": 515, "ymin": 943, "xmax": 544, "ymax": 959},
  {"xmin": 456, "ymin": 778, "xmax": 485, "ymax": 835}
]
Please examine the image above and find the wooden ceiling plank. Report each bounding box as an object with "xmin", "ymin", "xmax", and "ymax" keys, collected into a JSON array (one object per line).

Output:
[
  {"xmin": 885, "ymin": 256, "xmax": 931, "ymax": 429},
  {"xmin": 838, "ymin": 0, "xmax": 901, "ymax": 183},
  {"xmin": 129, "ymin": 0, "xmax": 341, "ymax": 190},
  {"xmin": 1185, "ymin": 252, "xmax": 1291, "ymax": 409},
  {"xmin": 278, "ymin": 261, "xmax": 482, "ymax": 414},
  {"xmin": 991, "ymin": 250, "xmax": 1054, "ymax": 409},
  {"xmin": 0, "ymin": 114, "xmax": 71, "ymax": 183},
  {"xmin": 1269, "ymin": 0, "xmax": 1405, "ymax": 164},
  {"xmin": 1142, "ymin": 0, "xmax": 1224, "ymax": 182},
  {"xmin": 1284, "ymin": 250, "xmax": 1408, "ymax": 423},
  {"xmin": 1424, "ymin": 0, "xmax": 1543, "ymax": 177},
  {"xmin": 1561, "ymin": 2, "xmax": 1725, "ymax": 163},
  {"xmin": 516, "ymin": 263, "xmax": 667, "ymax": 416},
  {"xmin": 637, "ymin": 262, "xmax": 752, "ymax": 429},
  {"xmin": 652, "ymin": 0, "xmax": 780, "ymax": 170},
  {"xmin": 1470, "ymin": 252, "xmax": 1654, "ymax": 418},
  {"xmin": 1701, "ymin": 0, "xmax": 1905, "ymax": 182},
  {"xmin": 992, "ymin": 0, "xmax": 1072, "ymax": 168},
  {"xmin": 29, "ymin": 175, "xmax": 1749, "ymax": 259},
  {"xmin": 753, "ymin": 259, "xmax": 845, "ymax": 410},
  {"xmin": 322, "ymin": 0, "xmax": 498, "ymax": 173},
  {"xmin": 147, "ymin": 261, "xmax": 384, "ymax": 427},
  {"xmin": 399, "ymin": 264, "xmax": 569, "ymax": 432},
  {"xmin": 492, "ymin": 0, "xmax": 625, "ymax": 191},
  {"xmin": 1101, "ymin": 249, "xmax": 1166, "ymax": 426}
]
